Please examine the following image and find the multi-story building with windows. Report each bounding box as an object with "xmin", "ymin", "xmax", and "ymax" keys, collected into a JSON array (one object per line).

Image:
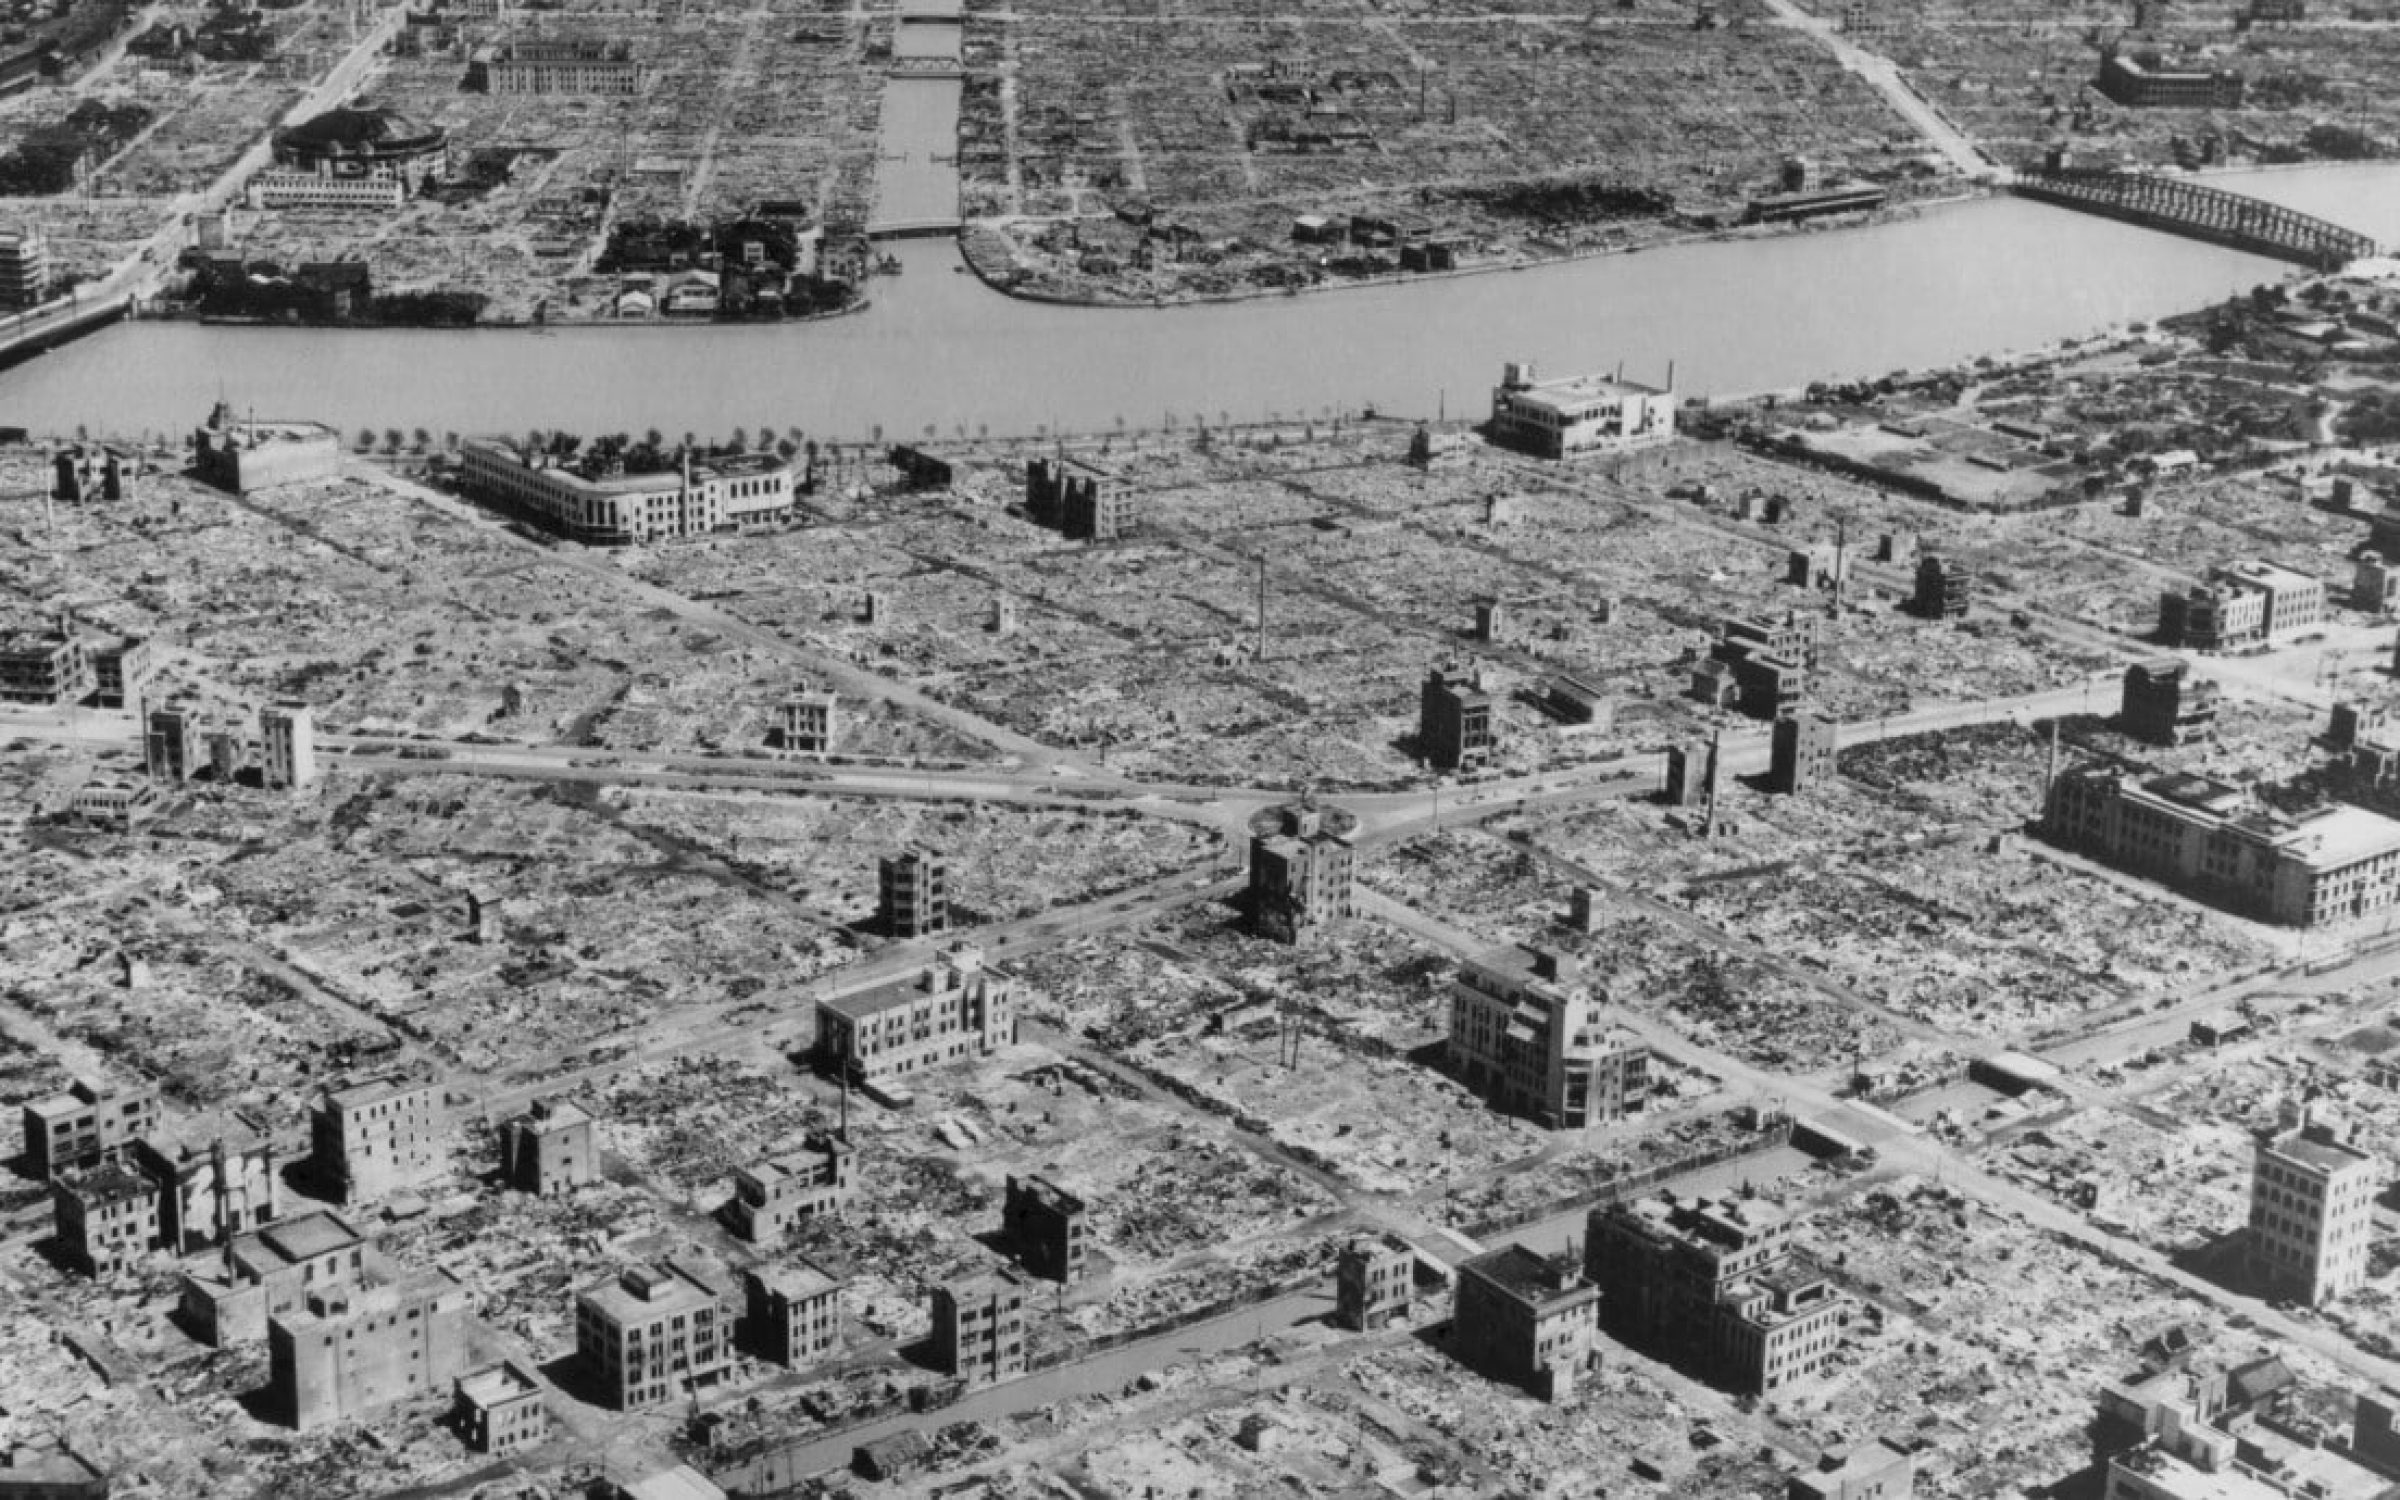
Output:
[
  {"xmin": 457, "ymin": 437, "xmax": 799, "ymax": 544},
  {"xmin": 1246, "ymin": 802, "xmax": 1356, "ymax": 944},
  {"xmin": 178, "ymin": 1210, "xmax": 371, "ymax": 1346},
  {"xmin": 2045, "ymin": 766, "xmax": 2400, "ymax": 928},
  {"xmin": 1025, "ymin": 457, "xmax": 1132, "ymax": 541},
  {"xmin": 878, "ymin": 846, "xmax": 950, "ymax": 938},
  {"xmin": 1001, "ymin": 1174, "xmax": 1088, "ymax": 1283},
  {"xmin": 309, "ymin": 1072, "xmax": 443, "ymax": 1205},
  {"xmin": 21, "ymin": 1077, "xmax": 160, "ymax": 1178},
  {"xmin": 133, "ymin": 1123, "xmax": 278, "ymax": 1254},
  {"xmin": 260, "ymin": 702, "xmax": 316, "ymax": 790},
  {"xmin": 1585, "ymin": 1191, "xmax": 1851, "ymax": 1397},
  {"xmin": 2097, "ymin": 50, "xmax": 2246, "ymax": 108},
  {"xmin": 2248, "ymin": 1114, "xmax": 2379, "ymax": 1305},
  {"xmin": 814, "ymin": 945, "xmax": 1016, "ymax": 1091},
  {"xmin": 1449, "ymin": 1245, "xmax": 1601, "ymax": 1401},
  {"xmin": 1488, "ymin": 361, "xmax": 1676, "ymax": 459},
  {"xmin": 52, "ymin": 1160, "xmax": 160, "ymax": 1276},
  {"xmin": 454, "ymin": 1360, "xmax": 548, "ymax": 1455},
  {"xmin": 930, "ymin": 1272, "xmax": 1027, "ymax": 1387},
  {"xmin": 1448, "ymin": 945, "xmax": 1649, "ymax": 1130},
  {"xmin": 575, "ymin": 1260, "xmax": 733, "ymax": 1410},
  {"xmin": 0, "ymin": 228, "xmax": 48, "ymax": 309},
  {"xmin": 1335, "ymin": 1232, "xmax": 1416, "ymax": 1331},
  {"xmin": 723, "ymin": 1135, "xmax": 854, "ymax": 1241},
  {"xmin": 743, "ymin": 1262, "xmax": 842, "ymax": 1367},
  {"xmin": 485, "ymin": 37, "xmax": 644, "ymax": 94},
  {"xmin": 0, "ymin": 621, "xmax": 94, "ymax": 705},
  {"xmin": 500, "ymin": 1096, "xmax": 598, "ymax": 1195},
  {"xmin": 1420, "ymin": 666, "xmax": 1495, "ymax": 772},
  {"xmin": 269, "ymin": 1269, "xmax": 471, "ymax": 1430}
]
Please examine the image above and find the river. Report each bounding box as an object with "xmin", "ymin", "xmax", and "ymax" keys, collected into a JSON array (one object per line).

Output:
[{"xmin": 8, "ymin": 68, "xmax": 2400, "ymax": 443}]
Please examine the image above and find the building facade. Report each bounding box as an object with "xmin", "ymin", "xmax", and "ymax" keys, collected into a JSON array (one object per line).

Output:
[
  {"xmin": 2121, "ymin": 659, "xmax": 2219, "ymax": 746},
  {"xmin": 485, "ymin": 37, "xmax": 643, "ymax": 94},
  {"xmin": 52, "ymin": 1160, "xmax": 159, "ymax": 1276},
  {"xmin": 814, "ymin": 946, "xmax": 1016, "ymax": 1090},
  {"xmin": 190, "ymin": 404, "xmax": 343, "ymax": 495},
  {"xmin": 1448, "ymin": 946, "xmax": 1649, "ymax": 1130},
  {"xmin": 575, "ymin": 1260, "xmax": 733, "ymax": 1410},
  {"xmin": 1335, "ymin": 1232, "xmax": 1415, "ymax": 1331},
  {"xmin": 0, "ymin": 228, "xmax": 48, "ymax": 309},
  {"xmin": 1246, "ymin": 802, "xmax": 1356, "ymax": 944},
  {"xmin": 2097, "ymin": 50, "xmax": 2246, "ymax": 108},
  {"xmin": 309, "ymin": 1072, "xmax": 443, "ymax": 1204},
  {"xmin": 1487, "ymin": 361, "xmax": 1676, "ymax": 459},
  {"xmin": 878, "ymin": 847, "xmax": 949, "ymax": 938},
  {"xmin": 2248, "ymin": 1116, "xmax": 2378, "ymax": 1305},
  {"xmin": 1449, "ymin": 1245, "xmax": 1601, "ymax": 1401},
  {"xmin": 22, "ymin": 1077, "xmax": 160, "ymax": 1178},
  {"xmin": 454, "ymin": 1360, "xmax": 548, "ymax": 1455},
  {"xmin": 0, "ymin": 623, "xmax": 94, "ymax": 706},
  {"xmin": 134, "ymin": 1125, "xmax": 279, "ymax": 1254},
  {"xmin": 260, "ymin": 702, "xmax": 316, "ymax": 790},
  {"xmin": 1025, "ymin": 457, "xmax": 1132, "ymax": 540},
  {"xmin": 457, "ymin": 438, "xmax": 799, "ymax": 544},
  {"xmin": 269, "ymin": 1269, "xmax": 471, "ymax": 1430},
  {"xmin": 742, "ymin": 1262, "xmax": 842, "ymax": 1367},
  {"xmin": 2045, "ymin": 766, "xmax": 2400, "ymax": 928},
  {"xmin": 1769, "ymin": 714, "xmax": 1837, "ymax": 795},
  {"xmin": 500, "ymin": 1096, "xmax": 598, "ymax": 1195},
  {"xmin": 724, "ymin": 1135, "xmax": 855, "ymax": 1240},
  {"xmin": 1911, "ymin": 556, "xmax": 1972, "ymax": 620},
  {"xmin": 1585, "ymin": 1191, "xmax": 1851, "ymax": 1397},
  {"xmin": 930, "ymin": 1272, "xmax": 1027, "ymax": 1387},
  {"xmin": 1420, "ymin": 666, "xmax": 1495, "ymax": 772},
  {"xmin": 178, "ymin": 1210, "xmax": 371, "ymax": 1346},
  {"xmin": 1002, "ymin": 1173, "xmax": 1088, "ymax": 1282},
  {"xmin": 2159, "ymin": 560, "xmax": 2323, "ymax": 650}
]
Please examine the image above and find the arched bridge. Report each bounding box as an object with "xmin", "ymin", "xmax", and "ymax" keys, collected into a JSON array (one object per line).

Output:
[{"xmin": 2012, "ymin": 167, "xmax": 2380, "ymax": 270}]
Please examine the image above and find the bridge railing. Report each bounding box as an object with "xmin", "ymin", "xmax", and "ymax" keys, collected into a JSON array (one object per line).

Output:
[{"xmin": 2012, "ymin": 166, "xmax": 2380, "ymax": 269}]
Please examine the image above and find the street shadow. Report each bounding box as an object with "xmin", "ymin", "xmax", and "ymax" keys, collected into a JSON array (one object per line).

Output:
[{"xmin": 2169, "ymin": 1226, "xmax": 2258, "ymax": 1295}]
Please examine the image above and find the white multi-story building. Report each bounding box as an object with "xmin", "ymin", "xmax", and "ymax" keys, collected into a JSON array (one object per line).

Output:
[
  {"xmin": 247, "ymin": 171, "xmax": 405, "ymax": 211},
  {"xmin": 1488, "ymin": 361, "xmax": 1676, "ymax": 459},
  {"xmin": 457, "ymin": 438, "xmax": 799, "ymax": 545},
  {"xmin": 2248, "ymin": 1114, "xmax": 2379, "ymax": 1305},
  {"xmin": 261, "ymin": 702, "xmax": 316, "ymax": 790}
]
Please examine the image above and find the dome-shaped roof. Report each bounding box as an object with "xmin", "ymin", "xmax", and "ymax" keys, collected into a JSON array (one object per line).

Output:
[{"xmin": 276, "ymin": 104, "xmax": 443, "ymax": 153}]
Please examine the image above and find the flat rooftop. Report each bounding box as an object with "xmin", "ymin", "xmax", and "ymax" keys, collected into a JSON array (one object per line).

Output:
[
  {"xmin": 1459, "ymin": 1244, "xmax": 1591, "ymax": 1307},
  {"xmin": 751, "ymin": 1260, "xmax": 841, "ymax": 1299},
  {"xmin": 324, "ymin": 1071, "xmax": 434, "ymax": 1110},
  {"xmin": 456, "ymin": 1359, "xmax": 543, "ymax": 1407},
  {"xmin": 1501, "ymin": 370, "xmax": 1668, "ymax": 408},
  {"xmin": 581, "ymin": 1260, "xmax": 722, "ymax": 1323},
  {"xmin": 259, "ymin": 1211, "xmax": 366, "ymax": 1264},
  {"xmin": 2276, "ymin": 803, "xmax": 2400, "ymax": 871},
  {"xmin": 2266, "ymin": 1128, "xmax": 2376, "ymax": 1174}
]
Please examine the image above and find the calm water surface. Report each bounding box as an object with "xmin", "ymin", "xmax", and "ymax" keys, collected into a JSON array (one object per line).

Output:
[{"xmin": 8, "ymin": 153, "xmax": 2398, "ymax": 442}]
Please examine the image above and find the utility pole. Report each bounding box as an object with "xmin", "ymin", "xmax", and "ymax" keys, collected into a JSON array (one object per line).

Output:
[{"xmin": 1255, "ymin": 553, "xmax": 1268, "ymax": 663}]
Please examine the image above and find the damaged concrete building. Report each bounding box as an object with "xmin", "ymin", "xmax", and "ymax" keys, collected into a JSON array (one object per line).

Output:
[
  {"xmin": 1449, "ymin": 1245, "xmax": 1601, "ymax": 1401},
  {"xmin": 1447, "ymin": 945, "xmax": 1649, "ymax": 1130},
  {"xmin": 309, "ymin": 1071, "xmax": 444, "ymax": 1204},
  {"xmin": 1585, "ymin": 1191, "xmax": 1851, "ymax": 1397},
  {"xmin": 576, "ymin": 1260, "xmax": 734, "ymax": 1410},
  {"xmin": 814, "ymin": 945, "xmax": 1016, "ymax": 1097},
  {"xmin": 500, "ymin": 1096, "xmax": 598, "ymax": 1196},
  {"xmin": 1245, "ymin": 801, "xmax": 1356, "ymax": 944},
  {"xmin": 724, "ymin": 1134, "xmax": 855, "ymax": 1240}
]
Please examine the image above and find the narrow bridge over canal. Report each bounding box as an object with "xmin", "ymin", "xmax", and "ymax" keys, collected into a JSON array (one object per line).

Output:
[{"xmin": 2011, "ymin": 166, "xmax": 2380, "ymax": 269}]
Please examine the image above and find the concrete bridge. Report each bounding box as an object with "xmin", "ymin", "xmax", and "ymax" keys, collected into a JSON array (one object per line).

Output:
[
  {"xmin": 0, "ymin": 294, "xmax": 132, "ymax": 373},
  {"xmin": 864, "ymin": 217, "xmax": 963, "ymax": 241},
  {"xmin": 886, "ymin": 55, "xmax": 963, "ymax": 79},
  {"xmin": 2012, "ymin": 166, "xmax": 2380, "ymax": 270}
]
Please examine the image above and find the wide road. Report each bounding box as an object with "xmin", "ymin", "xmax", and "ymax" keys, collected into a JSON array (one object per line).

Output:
[{"xmin": 1756, "ymin": 0, "xmax": 1998, "ymax": 180}]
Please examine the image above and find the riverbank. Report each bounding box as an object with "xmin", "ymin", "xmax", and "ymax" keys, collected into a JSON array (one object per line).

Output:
[{"xmin": 956, "ymin": 184, "xmax": 1993, "ymax": 311}]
